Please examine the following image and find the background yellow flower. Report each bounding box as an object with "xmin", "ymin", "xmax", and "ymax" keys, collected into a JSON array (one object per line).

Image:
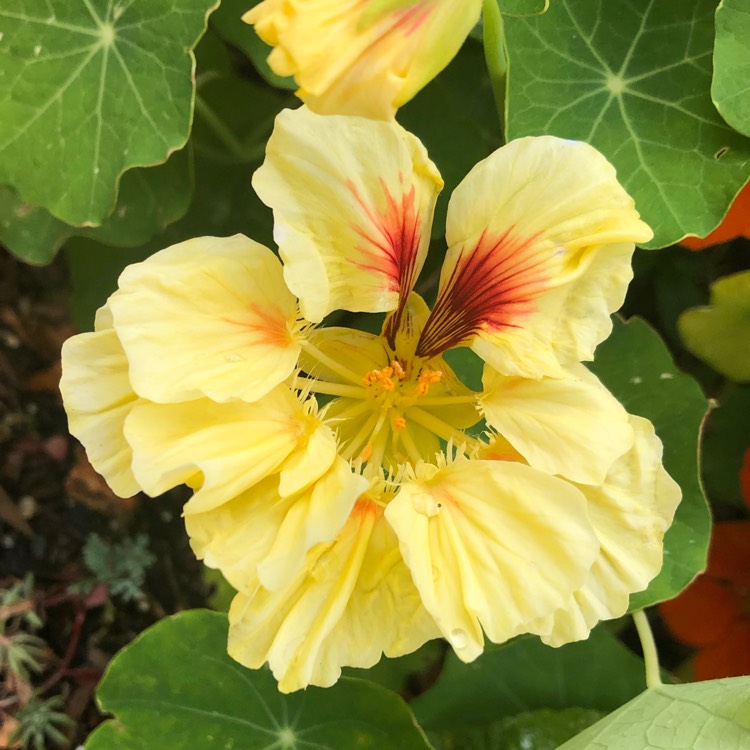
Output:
[{"xmin": 245, "ymin": 0, "xmax": 483, "ymax": 119}]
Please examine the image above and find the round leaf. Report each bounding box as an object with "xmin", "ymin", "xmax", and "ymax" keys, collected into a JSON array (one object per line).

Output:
[
  {"xmin": 498, "ymin": 0, "xmax": 550, "ymax": 17},
  {"xmin": 412, "ymin": 628, "xmax": 647, "ymax": 731},
  {"xmin": 85, "ymin": 609, "xmax": 434, "ymax": 750},
  {"xmin": 712, "ymin": 0, "xmax": 750, "ymax": 136},
  {"xmin": 503, "ymin": 0, "xmax": 750, "ymax": 247},
  {"xmin": 345, "ymin": 641, "xmax": 444, "ymax": 694},
  {"xmin": 428, "ymin": 708, "xmax": 603, "ymax": 750},
  {"xmin": 558, "ymin": 677, "xmax": 750, "ymax": 749},
  {"xmin": 0, "ymin": 148, "xmax": 192, "ymax": 264},
  {"xmin": 678, "ymin": 270, "xmax": 750, "ymax": 382},
  {"xmin": 0, "ymin": 0, "xmax": 216, "ymax": 226}
]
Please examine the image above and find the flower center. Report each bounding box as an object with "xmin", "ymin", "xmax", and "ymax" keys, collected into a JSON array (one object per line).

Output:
[
  {"xmin": 362, "ymin": 360, "xmax": 443, "ymax": 399},
  {"xmin": 293, "ymin": 337, "xmax": 481, "ymax": 474}
]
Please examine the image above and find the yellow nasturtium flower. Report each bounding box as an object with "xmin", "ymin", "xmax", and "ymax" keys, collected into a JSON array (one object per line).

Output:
[
  {"xmin": 244, "ymin": 0, "xmax": 483, "ymax": 119},
  {"xmin": 60, "ymin": 107, "xmax": 680, "ymax": 693}
]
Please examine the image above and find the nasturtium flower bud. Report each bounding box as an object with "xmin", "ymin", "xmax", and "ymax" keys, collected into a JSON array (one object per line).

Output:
[{"xmin": 244, "ymin": 0, "xmax": 483, "ymax": 119}]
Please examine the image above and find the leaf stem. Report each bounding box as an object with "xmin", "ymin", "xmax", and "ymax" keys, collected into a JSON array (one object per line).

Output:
[
  {"xmin": 194, "ymin": 95, "xmax": 265, "ymax": 163},
  {"xmin": 633, "ymin": 609, "xmax": 662, "ymax": 688},
  {"xmin": 482, "ymin": 0, "xmax": 507, "ymax": 137}
]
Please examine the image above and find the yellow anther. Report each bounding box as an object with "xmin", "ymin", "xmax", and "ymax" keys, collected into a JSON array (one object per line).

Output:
[
  {"xmin": 415, "ymin": 369, "xmax": 443, "ymax": 396},
  {"xmin": 391, "ymin": 359, "xmax": 406, "ymax": 379},
  {"xmin": 363, "ymin": 364, "xmax": 401, "ymax": 391},
  {"xmin": 393, "ymin": 416, "xmax": 407, "ymax": 431},
  {"xmin": 358, "ymin": 444, "xmax": 373, "ymax": 462},
  {"xmin": 362, "ymin": 369, "xmax": 382, "ymax": 386}
]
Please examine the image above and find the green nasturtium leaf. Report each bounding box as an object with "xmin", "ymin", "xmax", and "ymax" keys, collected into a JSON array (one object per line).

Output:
[
  {"xmin": 428, "ymin": 708, "xmax": 603, "ymax": 750},
  {"xmin": 65, "ymin": 29, "xmax": 292, "ymax": 332},
  {"xmin": 85, "ymin": 609, "xmax": 434, "ymax": 750},
  {"xmin": 678, "ymin": 270, "xmax": 750, "ymax": 382},
  {"xmin": 0, "ymin": 0, "xmax": 216, "ymax": 227},
  {"xmin": 497, "ymin": 0, "xmax": 550, "ymax": 17},
  {"xmin": 712, "ymin": 0, "xmax": 750, "ymax": 136},
  {"xmin": 211, "ymin": 0, "xmax": 297, "ymax": 90},
  {"xmin": 589, "ymin": 317, "xmax": 710, "ymax": 609},
  {"xmin": 702, "ymin": 385, "xmax": 750, "ymax": 509},
  {"xmin": 0, "ymin": 148, "xmax": 192, "ymax": 265},
  {"xmin": 503, "ymin": 0, "xmax": 750, "ymax": 247},
  {"xmin": 558, "ymin": 676, "xmax": 750, "ymax": 749},
  {"xmin": 345, "ymin": 640, "xmax": 444, "ymax": 694},
  {"xmin": 412, "ymin": 627, "xmax": 647, "ymax": 732},
  {"xmin": 0, "ymin": 186, "xmax": 73, "ymax": 266}
]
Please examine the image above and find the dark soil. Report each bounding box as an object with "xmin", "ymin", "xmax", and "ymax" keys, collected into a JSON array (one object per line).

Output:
[{"xmin": 0, "ymin": 247, "xmax": 212, "ymax": 747}]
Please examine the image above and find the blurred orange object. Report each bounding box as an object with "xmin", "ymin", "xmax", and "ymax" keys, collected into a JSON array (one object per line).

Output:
[
  {"xmin": 660, "ymin": 521, "xmax": 750, "ymax": 679},
  {"xmin": 681, "ymin": 181, "xmax": 750, "ymax": 250},
  {"xmin": 741, "ymin": 448, "xmax": 750, "ymax": 508}
]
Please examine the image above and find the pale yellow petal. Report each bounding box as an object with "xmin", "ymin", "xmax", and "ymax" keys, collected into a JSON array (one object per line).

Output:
[
  {"xmin": 535, "ymin": 242, "xmax": 635, "ymax": 367},
  {"xmin": 535, "ymin": 416, "xmax": 682, "ymax": 645},
  {"xmin": 185, "ymin": 475, "xmax": 293, "ymax": 595},
  {"xmin": 480, "ymin": 363, "xmax": 633, "ymax": 484},
  {"xmin": 186, "ymin": 457, "xmax": 367, "ymax": 595},
  {"xmin": 229, "ymin": 499, "xmax": 439, "ymax": 692},
  {"xmin": 60, "ymin": 308, "xmax": 141, "ymax": 497},
  {"xmin": 109, "ymin": 235, "xmax": 299, "ymax": 404},
  {"xmin": 124, "ymin": 387, "xmax": 327, "ymax": 513},
  {"xmin": 385, "ymin": 459, "xmax": 599, "ymax": 661},
  {"xmin": 253, "ymin": 107, "xmax": 442, "ymax": 323},
  {"xmin": 245, "ymin": 0, "xmax": 482, "ymax": 119},
  {"xmin": 417, "ymin": 137, "xmax": 651, "ymax": 375},
  {"xmin": 277, "ymin": 417, "xmax": 338, "ymax": 497},
  {"xmin": 259, "ymin": 458, "xmax": 370, "ymax": 590}
]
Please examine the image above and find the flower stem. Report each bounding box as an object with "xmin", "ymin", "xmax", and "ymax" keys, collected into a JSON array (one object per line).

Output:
[
  {"xmin": 194, "ymin": 95, "xmax": 264, "ymax": 163},
  {"xmin": 633, "ymin": 609, "xmax": 662, "ymax": 689},
  {"xmin": 482, "ymin": 0, "xmax": 507, "ymax": 136}
]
